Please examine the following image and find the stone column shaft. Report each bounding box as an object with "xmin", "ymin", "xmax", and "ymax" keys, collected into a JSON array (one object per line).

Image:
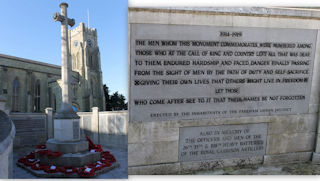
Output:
[
  {"xmin": 52, "ymin": 3, "xmax": 80, "ymax": 143},
  {"xmin": 60, "ymin": 3, "xmax": 73, "ymax": 113},
  {"xmin": 54, "ymin": 3, "xmax": 78, "ymax": 119}
]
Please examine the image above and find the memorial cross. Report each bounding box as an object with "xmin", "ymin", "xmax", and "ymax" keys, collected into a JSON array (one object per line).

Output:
[{"xmin": 53, "ymin": 3, "xmax": 78, "ymax": 119}]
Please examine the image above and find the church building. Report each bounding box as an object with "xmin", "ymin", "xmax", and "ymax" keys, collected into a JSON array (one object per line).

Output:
[{"xmin": 0, "ymin": 22, "xmax": 105, "ymax": 113}]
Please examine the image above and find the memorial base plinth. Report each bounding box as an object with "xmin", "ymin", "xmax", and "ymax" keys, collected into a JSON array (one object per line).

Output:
[
  {"xmin": 312, "ymin": 152, "xmax": 320, "ymax": 164},
  {"xmin": 46, "ymin": 139, "xmax": 88, "ymax": 154},
  {"xmin": 54, "ymin": 119, "xmax": 80, "ymax": 142},
  {"xmin": 37, "ymin": 151, "xmax": 101, "ymax": 167}
]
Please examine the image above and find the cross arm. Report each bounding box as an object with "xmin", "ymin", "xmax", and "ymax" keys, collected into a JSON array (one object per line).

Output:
[
  {"xmin": 53, "ymin": 12, "xmax": 75, "ymax": 27},
  {"xmin": 53, "ymin": 12, "xmax": 65, "ymax": 22},
  {"xmin": 68, "ymin": 18, "xmax": 75, "ymax": 27}
]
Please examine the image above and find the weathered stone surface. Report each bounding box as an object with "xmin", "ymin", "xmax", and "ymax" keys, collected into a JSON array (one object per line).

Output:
[
  {"xmin": 99, "ymin": 134, "xmax": 127, "ymax": 149},
  {"xmin": 180, "ymin": 156, "xmax": 263, "ymax": 174},
  {"xmin": 312, "ymin": 152, "xmax": 320, "ymax": 164},
  {"xmin": 128, "ymin": 163, "xmax": 180, "ymax": 175},
  {"xmin": 195, "ymin": 161, "xmax": 320, "ymax": 175},
  {"xmin": 129, "ymin": 7, "xmax": 320, "ymax": 30},
  {"xmin": 308, "ymin": 30, "xmax": 320, "ymax": 114},
  {"xmin": 101, "ymin": 112, "xmax": 128, "ymax": 135},
  {"xmin": 79, "ymin": 114, "xmax": 92, "ymax": 138},
  {"xmin": 266, "ymin": 133, "xmax": 315, "ymax": 154},
  {"xmin": 264, "ymin": 152, "xmax": 312, "ymax": 165},
  {"xmin": 128, "ymin": 141, "xmax": 178, "ymax": 166},
  {"xmin": 178, "ymin": 116, "xmax": 269, "ymax": 128},
  {"xmin": 314, "ymin": 134, "xmax": 320, "ymax": 153},
  {"xmin": 37, "ymin": 151, "xmax": 100, "ymax": 167},
  {"xmin": 128, "ymin": 120, "xmax": 179, "ymax": 144},
  {"xmin": 267, "ymin": 114, "xmax": 316, "ymax": 135},
  {"xmin": 130, "ymin": 7, "xmax": 320, "ymax": 19},
  {"xmin": 53, "ymin": 119, "xmax": 80, "ymax": 142},
  {"xmin": 46, "ymin": 139, "xmax": 88, "ymax": 154},
  {"xmin": 128, "ymin": 156, "xmax": 263, "ymax": 175}
]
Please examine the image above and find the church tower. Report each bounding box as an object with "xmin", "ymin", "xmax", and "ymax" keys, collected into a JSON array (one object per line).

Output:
[{"xmin": 68, "ymin": 22, "xmax": 106, "ymax": 111}]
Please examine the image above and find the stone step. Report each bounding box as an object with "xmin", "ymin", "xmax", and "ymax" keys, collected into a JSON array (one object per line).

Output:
[
  {"xmin": 36, "ymin": 151, "xmax": 101, "ymax": 167},
  {"xmin": 46, "ymin": 138, "xmax": 88, "ymax": 154}
]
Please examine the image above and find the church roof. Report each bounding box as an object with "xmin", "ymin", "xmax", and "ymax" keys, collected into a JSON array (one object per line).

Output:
[{"xmin": 0, "ymin": 53, "xmax": 60, "ymax": 69}]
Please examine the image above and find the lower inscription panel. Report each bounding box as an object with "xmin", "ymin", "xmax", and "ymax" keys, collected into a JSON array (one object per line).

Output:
[{"xmin": 179, "ymin": 123, "xmax": 267, "ymax": 162}]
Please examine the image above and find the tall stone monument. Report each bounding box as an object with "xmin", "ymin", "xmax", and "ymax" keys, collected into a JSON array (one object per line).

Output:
[{"xmin": 46, "ymin": 2, "xmax": 88, "ymax": 155}]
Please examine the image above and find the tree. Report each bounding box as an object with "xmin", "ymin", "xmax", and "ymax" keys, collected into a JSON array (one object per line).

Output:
[
  {"xmin": 103, "ymin": 84, "xmax": 127, "ymax": 111},
  {"xmin": 103, "ymin": 84, "xmax": 112, "ymax": 111}
]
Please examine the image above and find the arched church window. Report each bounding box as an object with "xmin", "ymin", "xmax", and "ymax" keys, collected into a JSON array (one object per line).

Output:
[
  {"xmin": 12, "ymin": 77, "xmax": 19, "ymax": 112},
  {"xmin": 34, "ymin": 80, "xmax": 41, "ymax": 112}
]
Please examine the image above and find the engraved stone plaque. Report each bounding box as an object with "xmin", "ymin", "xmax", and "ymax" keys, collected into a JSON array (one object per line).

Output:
[
  {"xmin": 179, "ymin": 123, "xmax": 267, "ymax": 162},
  {"xmin": 129, "ymin": 24, "xmax": 317, "ymax": 122},
  {"xmin": 73, "ymin": 120, "xmax": 80, "ymax": 140}
]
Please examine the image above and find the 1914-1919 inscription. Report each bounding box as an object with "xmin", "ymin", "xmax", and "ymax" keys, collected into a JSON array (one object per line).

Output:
[
  {"xmin": 129, "ymin": 24, "xmax": 317, "ymax": 122},
  {"xmin": 179, "ymin": 123, "xmax": 267, "ymax": 162}
]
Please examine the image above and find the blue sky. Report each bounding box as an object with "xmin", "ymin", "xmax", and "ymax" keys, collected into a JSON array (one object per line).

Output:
[{"xmin": 0, "ymin": 0, "xmax": 128, "ymax": 98}]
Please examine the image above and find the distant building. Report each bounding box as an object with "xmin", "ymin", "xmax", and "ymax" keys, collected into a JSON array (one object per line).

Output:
[{"xmin": 0, "ymin": 23, "xmax": 105, "ymax": 113}]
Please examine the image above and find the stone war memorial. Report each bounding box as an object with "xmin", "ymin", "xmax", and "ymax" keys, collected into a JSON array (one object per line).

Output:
[
  {"xmin": 128, "ymin": 7, "xmax": 320, "ymax": 174},
  {"xmin": 7, "ymin": 3, "xmax": 127, "ymax": 178}
]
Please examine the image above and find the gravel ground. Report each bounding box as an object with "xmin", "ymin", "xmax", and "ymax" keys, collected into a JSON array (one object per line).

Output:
[
  {"xmin": 13, "ymin": 145, "xmax": 128, "ymax": 179},
  {"xmin": 195, "ymin": 162, "xmax": 320, "ymax": 175}
]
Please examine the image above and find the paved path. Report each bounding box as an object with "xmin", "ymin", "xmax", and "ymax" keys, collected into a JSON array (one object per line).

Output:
[{"xmin": 13, "ymin": 145, "xmax": 127, "ymax": 179}]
